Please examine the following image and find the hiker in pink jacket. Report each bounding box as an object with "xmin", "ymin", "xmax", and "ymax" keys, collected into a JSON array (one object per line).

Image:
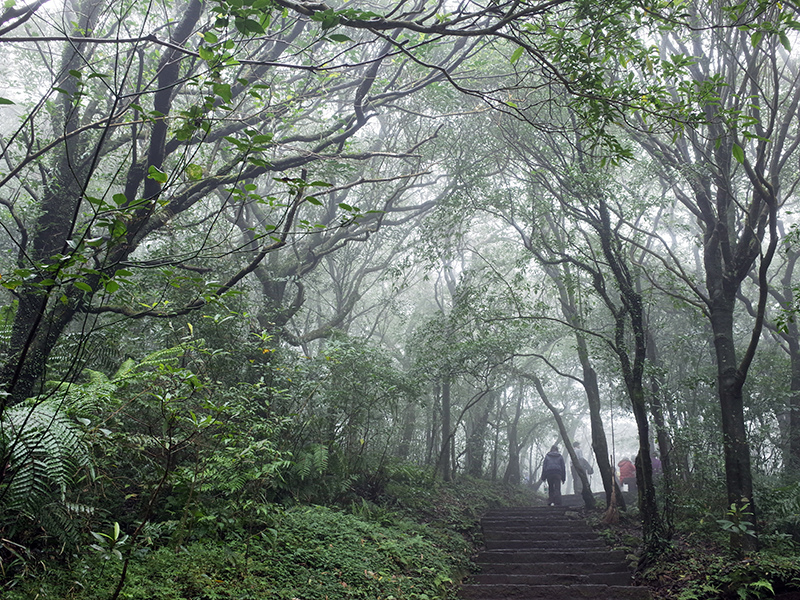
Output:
[{"xmin": 618, "ymin": 457, "xmax": 636, "ymax": 492}]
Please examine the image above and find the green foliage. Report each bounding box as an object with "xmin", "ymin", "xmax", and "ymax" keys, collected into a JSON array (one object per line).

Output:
[
  {"xmin": 754, "ymin": 479, "xmax": 800, "ymax": 546},
  {"xmin": 0, "ymin": 399, "xmax": 93, "ymax": 545},
  {"xmin": 717, "ymin": 501, "xmax": 756, "ymax": 540},
  {"xmin": 5, "ymin": 496, "xmax": 476, "ymax": 600},
  {"xmin": 670, "ymin": 553, "xmax": 800, "ymax": 600},
  {"xmin": 264, "ymin": 334, "xmax": 422, "ymax": 501},
  {"xmin": 643, "ymin": 498, "xmax": 800, "ymax": 600},
  {"xmin": 89, "ymin": 522, "xmax": 128, "ymax": 561},
  {"xmin": 385, "ymin": 473, "xmax": 536, "ymax": 536}
]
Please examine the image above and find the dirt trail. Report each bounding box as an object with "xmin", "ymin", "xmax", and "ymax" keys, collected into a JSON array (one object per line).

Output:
[{"xmin": 459, "ymin": 500, "xmax": 652, "ymax": 600}]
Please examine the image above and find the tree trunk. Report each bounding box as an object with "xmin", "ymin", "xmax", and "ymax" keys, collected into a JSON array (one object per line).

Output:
[
  {"xmin": 530, "ymin": 376, "xmax": 595, "ymax": 510},
  {"xmin": 646, "ymin": 334, "xmax": 675, "ymax": 535},
  {"xmin": 466, "ymin": 391, "xmax": 494, "ymax": 477},
  {"xmin": 548, "ymin": 264, "xmax": 623, "ymax": 510},
  {"xmin": 491, "ymin": 405, "xmax": 501, "ymax": 482},
  {"xmin": 788, "ymin": 333, "xmax": 800, "ymax": 474},
  {"xmin": 425, "ymin": 383, "xmax": 440, "ymax": 467},
  {"xmin": 774, "ymin": 246, "xmax": 800, "ymax": 474},
  {"xmin": 590, "ymin": 196, "xmax": 666, "ymax": 558},
  {"xmin": 710, "ymin": 298, "xmax": 755, "ymax": 554},
  {"xmin": 437, "ymin": 376, "xmax": 452, "ymax": 481},
  {"xmin": 503, "ymin": 388, "xmax": 524, "ymax": 485},
  {"xmin": 397, "ymin": 402, "xmax": 417, "ymax": 460}
]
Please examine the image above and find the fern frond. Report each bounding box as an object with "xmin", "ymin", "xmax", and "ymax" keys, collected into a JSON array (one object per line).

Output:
[
  {"xmin": 133, "ymin": 346, "xmax": 187, "ymax": 371},
  {"xmin": 291, "ymin": 444, "xmax": 329, "ymax": 481},
  {"xmin": 38, "ymin": 501, "xmax": 82, "ymax": 546},
  {"xmin": 0, "ymin": 402, "xmax": 91, "ymax": 519},
  {"xmin": 112, "ymin": 358, "xmax": 137, "ymax": 380}
]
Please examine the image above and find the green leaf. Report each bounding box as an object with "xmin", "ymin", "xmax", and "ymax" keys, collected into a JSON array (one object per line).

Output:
[
  {"xmin": 198, "ymin": 46, "xmax": 215, "ymax": 62},
  {"xmin": 234, "ymin": 16, "xmax": 265, "ymax": 34},
  {"xmin": 250, "ymin": 133, "xmax": 273, "ymax": 144},
  {"xmin": 305, "ymin": 196, "xmax": 323, "ymax": 206},
  {"xmin": 311, "ymin": 9, "xmax": 340, "ymax": 29},
  {"xmin": 212, "ymin": 82, "xmax": 232, "ymax": 103},
  {"xmin": 750, "ymin": 31, "xmax": 763, "ymax": 47},
  {"xmin": 185, "ymin": 164, "xmax": 203, "ymax": 180},
  {"xmin": 147, "ymin": 165, "xmax": 168, "ymax": 183},
  {"xmin": 328, "ymin": 33, "xmax": 352, "ymax": 42},
  {"xmin": 112, "ymin": 193, "xmax": 127, "ymax": 206},
  {"xmin": 203, "ymin": 31, "xmax": 218, "ymax": 44},
  {"xmin": 74, "ymin": 281, "xmax": 93, "ymax": 293},
  {"xmin": 104, "ymin": 280, "xmax": 120, "ymax": 293},
  {"xmin": 0, "ymin": 97, "xmax": 15, "ymax": 105},
  {"xmin": 510, "ymin": 46, "xmax": 524, "ymax": 64},
  {"xmin": 779, "ymin": 31, "xmax": 791, "ymax": 51},
  {"xmin": 732, "ymin": 143, "xmax": 744, "ymax": 164}
]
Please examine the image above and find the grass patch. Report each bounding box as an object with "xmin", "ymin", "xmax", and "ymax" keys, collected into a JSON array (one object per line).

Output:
[{"xmin": 4, "ymin": 477, "xmax": 534, "ymax": 600}]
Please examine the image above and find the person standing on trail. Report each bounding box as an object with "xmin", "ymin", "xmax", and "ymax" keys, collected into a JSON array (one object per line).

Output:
[
  {"xmin": 571, "ymin": 441, "xmax": 593, "ymax": 494},
  {"xmin": 540, "ymin": 445, "xmax": 566, "ymax": 506},
  {"xmin": 618, "ymin": 456, "xmax": 636, "ymax": 492}
]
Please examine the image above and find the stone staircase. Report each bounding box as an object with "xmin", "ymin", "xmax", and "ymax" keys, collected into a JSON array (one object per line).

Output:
[{"xmin": 459, "ymin": 504, "xmax": 652, "ymax": 600}]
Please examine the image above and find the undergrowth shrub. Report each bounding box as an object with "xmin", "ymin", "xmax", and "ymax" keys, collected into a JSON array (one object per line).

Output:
[
  {"xmin": 5, "ymin": 504, "xmax": 471, "ymax": 600},
  {"xmin": 672, "ymin": 552, "xmax": 800, "ymax": 599},
  {"xmin": 754, "ymin": 478, "xmax": 800, "ymax": 544},
  {"xmin": 384, "ymin": 472, "xmax": 536, "ymax": 531}
]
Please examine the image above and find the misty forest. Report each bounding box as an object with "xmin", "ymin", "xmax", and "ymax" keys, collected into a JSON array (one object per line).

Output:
[{"xmin": 1, "ymin": 0, "xmax": 800, "ymax": 598}]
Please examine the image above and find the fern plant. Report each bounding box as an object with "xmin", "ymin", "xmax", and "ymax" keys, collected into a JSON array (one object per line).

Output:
[{"xmin": 0, "ymin": 400, "xmax": 93, "ymax": 544}]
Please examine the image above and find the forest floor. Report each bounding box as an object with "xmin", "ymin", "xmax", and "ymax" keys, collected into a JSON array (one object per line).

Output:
[
  {"xmin": 585, "ymin": 504, "xmax": 800, "ymax": 600},
  {"xmin": 5, "ymin": 478, "xmax": 800, "ymax": 600}
]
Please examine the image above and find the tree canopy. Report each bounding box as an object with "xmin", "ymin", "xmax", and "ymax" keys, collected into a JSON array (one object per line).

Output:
[{"xmin": 2, "ymin": 0, "xmax": 800, "ymax": 597}]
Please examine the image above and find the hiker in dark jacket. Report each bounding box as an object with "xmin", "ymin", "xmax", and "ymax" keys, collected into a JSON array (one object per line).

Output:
[{"xmin": 540, "ymin": 445, "xmax": 566, "ymax": 506}]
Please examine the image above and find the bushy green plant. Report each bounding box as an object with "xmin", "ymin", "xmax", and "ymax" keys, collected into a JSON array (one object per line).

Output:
[
  {"xmin": 4, "ymin": 504, "xmax": 472, "ymax": 600},
  {"xmin": 0, "ymin": 398, "xmax": 94, "ymax": 547},
  {"xmin": 692, "ymin": 553, "xmax": 800, "ymax": 599},
  {"xmin": 644, "ymin": 544, "xmax": 800, "ymax": 600},
  {"xmin": 754, "ymin": 478, "xmax": 800, "ymax": 544},
  {"xmin": 385, "ymin": 474, "xmax": 537, "ymax": 534}
]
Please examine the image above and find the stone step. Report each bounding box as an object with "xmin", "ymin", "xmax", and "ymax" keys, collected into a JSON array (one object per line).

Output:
[
  {"xmin": 481, "ymin": 522, "xmax": 588, "ymax": 531},
  {"xmin": 483, "ymin": 538, "xmax": 608, "ymax": 550},
  {"xmin": 482, "ymin": 512, "xmax": 580, "ymax": 518},
  {"xmin": 483, "ymin": 510, "xmax": 586, "ymax": 517},
  {"xmin": 483, "ymin": 527, "xmax": 598, "ymax": 538},
  {"xmin": 460, "ymin": 505, "xmax": 651, "ymax": 600},
  {"xmin": 481, "ymin": 512, "xmax": 584, "ymax": 525},
  {"xmin": 473, "ymin": 561, "xmax": 631, "ymax": 576},
  {"xmin": 476, "ymin": 549, "xmax": 626, "ymax": 564},
  {"xmin": 482, "ymin": 515, "xmax": 592, "ymax": 523},
  {"xmin": 472, "ymin": 572, "xmax": 634, "ymax": 586},
  {"xmin": 484, "ymin": 506, "xmax": 568, "ymax": 514},
  {"xmin": 459, "ymin": 583, "xmax": 652, "ymax": 600},
  {"xmin": 481, "ymin": 520, "xmax": 591, "ymax": 530}
]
